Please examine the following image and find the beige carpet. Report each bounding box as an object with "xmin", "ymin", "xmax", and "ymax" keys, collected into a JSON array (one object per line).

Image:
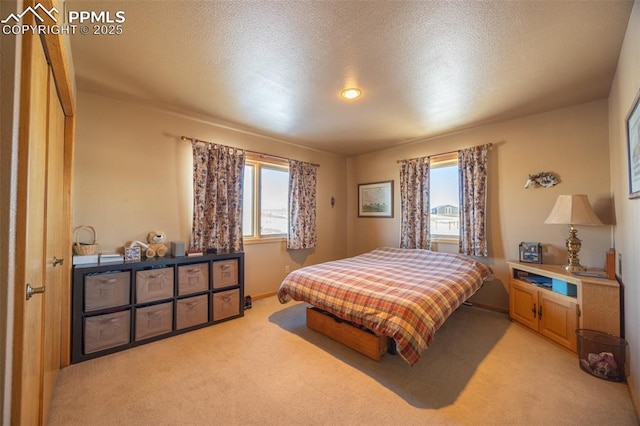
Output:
[{"xmin": 48, "ymin": 296, "xmax": 638, "ymax": 425}]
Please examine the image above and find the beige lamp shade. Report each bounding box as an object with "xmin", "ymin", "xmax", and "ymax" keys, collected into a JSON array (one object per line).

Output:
[{"xmin": 544, "ymin": 194, "xmax": 602, "ymax": 226}]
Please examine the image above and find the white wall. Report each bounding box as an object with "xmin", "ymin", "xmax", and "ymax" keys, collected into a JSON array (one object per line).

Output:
[{"xmin": 608, "ymin": 0, "xmax": 640, "ymax": 411}]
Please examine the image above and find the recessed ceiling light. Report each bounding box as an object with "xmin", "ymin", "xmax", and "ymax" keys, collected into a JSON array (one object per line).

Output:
[{"xmin": 341, "ymin": 88, "xmax": 362, "ymax": 99}]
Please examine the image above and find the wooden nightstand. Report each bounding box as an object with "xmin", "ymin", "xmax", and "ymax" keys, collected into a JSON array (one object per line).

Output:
[{"xmin": 507, "ymin": 262, "xmax": 620, "ymax": 353}]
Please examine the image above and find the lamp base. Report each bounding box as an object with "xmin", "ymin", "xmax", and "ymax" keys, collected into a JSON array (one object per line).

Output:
[
  {"xmin": 564, "ymin": 225, "xmax": 586, "ymax": 273},
  {"xmin": 563, "ymin": 264, "xmax": 587, "ymax": 272}
]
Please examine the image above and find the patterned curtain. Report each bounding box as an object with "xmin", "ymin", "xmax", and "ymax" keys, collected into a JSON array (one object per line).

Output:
[
  {"xmin": 399, "ymin": 157, "xmax": 431, "ymax": 249},
  {"xmin": 287, "ymin": 160, "xmax": 318, "ymax": 249},
  {"xmin": 458, "ymin": 145, "xmax": 488, "ymax": 256},
  {"xmin": 191, "ymin": 141, "xmax": 245, "ymax": 252}
]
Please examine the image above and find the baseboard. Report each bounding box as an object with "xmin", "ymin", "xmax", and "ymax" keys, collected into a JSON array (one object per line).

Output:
[
  {"xmin": 468, "ymin": 301, "xmax": 509, "ymax": 314},
  {"xmin": 252, "ymin": 291, "xmax": 277, "ymax": 301},
  {"xmin": 627, "ymin": 374, "xmax": 640, "ymax": 422}
]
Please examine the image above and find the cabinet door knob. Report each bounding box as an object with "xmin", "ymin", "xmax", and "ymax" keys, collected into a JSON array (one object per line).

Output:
[
  {"xmin": 538, "ymin": 305, "xmax": 543, "ymax": 319},
  {"xmin": 532, "ymin": 303, "xmax": 537, "ymax": 318},
  {"xmin": 53, "ymin": 256, "xmax": 65, "ymax": 267}
]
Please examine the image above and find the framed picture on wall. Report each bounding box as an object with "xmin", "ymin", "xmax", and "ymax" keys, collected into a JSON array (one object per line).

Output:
[
  {"xmin": 358, "ymin": 180, "xmax": 393, "ymax": 218},
  {"xmin": 626, "ymin": 89, "xmax": 640, "ymax": 199}
]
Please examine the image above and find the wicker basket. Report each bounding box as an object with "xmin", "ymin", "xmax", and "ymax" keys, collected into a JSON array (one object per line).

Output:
[{"xmin": 73, "ymin": 225, "xmax": 98, "ymax": 255}]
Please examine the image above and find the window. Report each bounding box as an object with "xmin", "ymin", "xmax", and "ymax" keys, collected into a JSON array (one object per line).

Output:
[
  {"xmin": 243, "ymin": 158, "xmax": 289, "ymax": 240},
  {"xmin": 429, "ymin": 155, "xmax": 459, "ymax": 241}
]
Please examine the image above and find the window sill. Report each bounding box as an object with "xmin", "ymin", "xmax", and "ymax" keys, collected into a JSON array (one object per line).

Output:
[
  {"xmin": 243, "ymin": 236, "xmax": 287, "ymax": 245},
  {"xmin": 431, "ymin": 237, "xmax": 459, "ymax": 245}
]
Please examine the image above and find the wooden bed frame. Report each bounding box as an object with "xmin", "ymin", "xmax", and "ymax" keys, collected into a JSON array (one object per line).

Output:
[{"xmin": 306, "ymin": 307, "xmax": 391, "ymax": 361}]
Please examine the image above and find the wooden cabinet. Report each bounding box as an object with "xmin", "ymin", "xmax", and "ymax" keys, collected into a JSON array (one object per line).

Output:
[
  {"xmin": 510, "ymin": 279, "xmax": 578, "ymax": 351},
  {"xmin": 71, "ymin": 252, "xmax": 244, "ymax": 363},
  {"xmin": 508, "ymin": 262, "xmax": 620, "ymax": 353}
]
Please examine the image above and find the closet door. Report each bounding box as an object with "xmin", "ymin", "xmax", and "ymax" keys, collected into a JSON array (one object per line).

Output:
[
  {"xmin": 13, "ymin": 30, "xmax": 49, "ymax": 425},
  {"xmin": 42, "ymin": 68, "xmax": 66, "ymax": 422},
  {"xmin": 12, "ymin": 2, "xmax": 75, "ymax": 424}
]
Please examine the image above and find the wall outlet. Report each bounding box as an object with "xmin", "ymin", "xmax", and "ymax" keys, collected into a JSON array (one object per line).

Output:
[{"xmin": 285, "ymin": 265, "xmax": 290, "ymax": 273}]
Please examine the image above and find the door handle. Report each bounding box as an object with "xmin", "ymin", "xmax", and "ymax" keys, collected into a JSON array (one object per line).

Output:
[
  {"xmin": 53, "ymin": 257, "xmax": 64, "ymax": 267},
  {"xmin": 26, "ymin": 283, "xmax": 45, "ymax": 300}
]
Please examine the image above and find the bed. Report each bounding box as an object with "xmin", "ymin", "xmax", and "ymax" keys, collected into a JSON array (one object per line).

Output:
[{"xmin": 277, "ymin": 247, "xmax": 493, "ymax": 365}]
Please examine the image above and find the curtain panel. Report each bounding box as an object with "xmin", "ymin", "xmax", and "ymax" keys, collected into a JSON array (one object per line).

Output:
[
  {"xmin": 191, "ymin": 141, "xmax": 245, "ymax": 252},
  {"xmin": 399, "ymin": 157, "xmax": 431, "ymax": 249},
  {"xmin": 287, "ymin": 160, "xmax": 318, "ymax": 249},
  {"xmin": 458, "ymin": 145, "xmax": 488, "ymax": 256}
]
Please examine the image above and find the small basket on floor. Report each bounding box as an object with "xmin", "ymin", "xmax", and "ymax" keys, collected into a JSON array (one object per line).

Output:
[{"xmin": 576, "ymin": 329, "xmax": 628, "ymax": 382}]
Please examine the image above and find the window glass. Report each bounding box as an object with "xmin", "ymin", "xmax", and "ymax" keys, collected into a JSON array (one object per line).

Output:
[
  {"xmin": 430, "ymin": 162, "xmax": 459, "ymax": 239},
  {"xmin": 242, "ymin": 165, "xmax": 254, "ymax": 237},
  {"xmin": 260, "ymin": 166, "xmax": 289, "ymax": 235},
  {"xmin": 242, "ymin": 159, "xmax": 289, "ymax": 240}
]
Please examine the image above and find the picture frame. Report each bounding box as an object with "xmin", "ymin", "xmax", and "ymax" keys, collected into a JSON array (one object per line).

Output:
[
  {"xmin": 626, "ymin": 89, "xmax": 640, "ymax": 199},
  {"xmin": 519, "ymin": 242, "xmax": 542, "ymax": 264},
  {"xmin": 124, "ymin": 246, "xmax": 141, "ymax": 262},
  {"xmin": 358, "ymin": 180, "xmax": 393, "ymax": 218}
]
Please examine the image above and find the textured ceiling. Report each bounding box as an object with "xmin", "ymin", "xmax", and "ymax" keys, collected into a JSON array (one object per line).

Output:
[{"xmin": 67, "ymin": 0, "xmax": 634, "ymax": 156}]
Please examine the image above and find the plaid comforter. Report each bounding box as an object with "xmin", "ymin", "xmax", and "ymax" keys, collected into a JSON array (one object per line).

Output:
[{"xmin": 277, "ymin": 247, "xmax": 493, "ymax": 365}]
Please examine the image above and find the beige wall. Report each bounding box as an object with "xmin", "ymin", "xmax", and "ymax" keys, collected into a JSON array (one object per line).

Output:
[
  {"xmin": 75, "ymin": 91, "xmax": 614, "ymax": 310},
  {"xmin": 347, "ymin": 100, "xmax": 613, "ymax": 310},
  {"xmin": 73, "ymin": 92, "xmax": 348, "ymax": 298},
  {"xmin": 608, "ymin": 0, "xmax": 640, "ymax": 411}
]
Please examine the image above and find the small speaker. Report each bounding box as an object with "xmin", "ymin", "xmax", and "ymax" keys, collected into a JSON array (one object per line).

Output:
[{"xmin": 171, "ymin": 241, "xmax": 185, "ymax": 257}]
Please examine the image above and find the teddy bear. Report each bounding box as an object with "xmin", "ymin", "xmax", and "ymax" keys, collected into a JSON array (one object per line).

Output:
[
  {"xmin": 144, "ymin": 231, "xmax": 168, "ymax": 258},
  {"xmin": 127, "ymin": 231, "xmax": 168, "ymax": 258}
]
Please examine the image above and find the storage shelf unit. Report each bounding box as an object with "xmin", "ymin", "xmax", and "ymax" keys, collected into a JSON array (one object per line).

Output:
[
  {"xmin": 508, "ymin": 261, "xmax": 620, "ymax": 353},
  {"xmin": 71, "ymin": 251, "xmax": 244, "ymax": 364}
]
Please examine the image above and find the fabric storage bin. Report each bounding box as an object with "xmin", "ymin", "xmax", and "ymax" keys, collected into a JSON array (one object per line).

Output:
[
  {"xmin": 135, "ymin": 302, "xmax": 173, "ymax": 341},
  {"xmin": 576, "ymin": 329, "xmax": 628, "ymax": 382},
  {"xmin": 178, "ymin": 262, "xmax": 209, "ymax": 296},
  {"xmin": 136, "ymin": 267, "xmax": 174, "ymax": 303},
  {"xmin": 176, "ymin": 294, "xmax": 209, "ymax": 330},
  {"xmin": 84, "ymin": 271, "xmax": 130, "ymax": 312},
  {"xmin": 213, "ymin": 289, "xmax": 240, "ymax": 321},
  {"xmin": 212, "ymin": 259, "xmax": 238, "ymax": 289},
  {"xmin": 84, "ymin": 310, "xmax": 130, "ymax": 354}
]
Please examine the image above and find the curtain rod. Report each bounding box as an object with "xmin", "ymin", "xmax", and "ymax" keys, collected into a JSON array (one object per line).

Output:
[
  {"xmin": 181, "ymin": 136, "xmax": 320, "ymax": 167},
  {"xmin": 397, "ymin": 143, "xmax": 493, "ymax": 163}
]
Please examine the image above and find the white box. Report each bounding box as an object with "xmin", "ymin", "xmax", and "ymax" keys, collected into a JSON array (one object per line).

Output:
[{"xmin": 73, "ymin": 255, "xmax": 99, "ymax": 265}]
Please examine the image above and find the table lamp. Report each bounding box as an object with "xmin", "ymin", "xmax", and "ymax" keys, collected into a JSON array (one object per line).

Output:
[{"xmin": 544, "ymin": 194, "xmax": 602, "ymax": 271}]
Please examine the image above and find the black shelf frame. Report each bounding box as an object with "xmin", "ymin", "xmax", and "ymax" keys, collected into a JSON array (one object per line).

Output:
[{"xmin": 71, "ymin": 251, "xmax": 244, "ymax": 364}]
